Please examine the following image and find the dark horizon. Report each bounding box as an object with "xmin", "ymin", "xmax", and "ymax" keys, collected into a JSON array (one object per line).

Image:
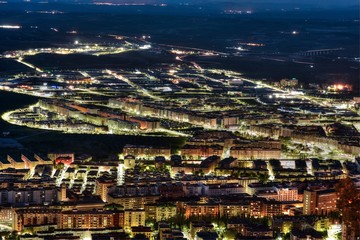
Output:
[{"xmin": 4, "ymin": 0, "xmax": 360, "ymax": 8}]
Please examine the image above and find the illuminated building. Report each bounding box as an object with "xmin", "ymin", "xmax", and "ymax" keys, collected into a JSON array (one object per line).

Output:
[
  {"xmin": 220, "ymin": 203, "xmax": 250, "ymax": 218},
  {"xmin": 129, "ymin": 117, "xmax": 160, "ymax": 130},
  {"xmin": 108, "ymin": 193, "xmax": 160, "ymax": 210},
  {"xmin": 6, "ymin": 155, "xmax": 26, "ymax": 169},
  {"xmin": 255, "ymin": 187, "xmax": 299, "ymax": 202},
  {"xmin": 13, "ymin": 208, "xmax": 60, "ymax": 231},
  {"xmin": 58, "ymin": 209, "xmax": 124, "ymax": 229},
  {"xmin": 230, "ymin": 147, "xmax": 281, "ymax": 160},
  {"xmin": 58, "ymin": 183, "xmax": 67, "ymax": 202},
  {"xmin": 0, "ymin": 186, "xmax": 57, "ymax": 205},
  {"xmin": 0, "ymin": 207, "xmax": 13, "ymax": 225},
  {"xmin": 96, "ymin": 176, "xmax": 116, "ymax": 202},
  {"xmin": 264, "ymin": 200, "xmax": 282, "ymax": 217},
  {"xmin": 184, "ymin": 202, "xmax": 219, "ymax": 218},
  {"xmin": 0, "ymin": 157, "xmax": 11, "ymax": 170},
  {"xmin": 205, "ymin": 183, "xmax": 244, "ymax": 196},
  {"xmin": 123, "ymin": 155, "xmax": 136, "ymax": 169},
  {"xmin": 180, "ymin": 145, "xmax": 223, "ymax": 159},
  {"xmin": 303, "ymin": 189, "xmax": 337, "ymax": 215},
  {"xmin": 144, "ymin": 203, "xmax": 177, "ymax": 222},
  {"xmin": 124, "ymin": 209, "xmax": 145, "ymax": 229},
  {"xmin": 49, "ymin": 153, "xmax": 75, "ymax": 166},
  {"xmin": 122, "ymin": 145, "xmax": 171, "ymax": 159},
  {"xmin": 280, "ymin": 78, "xmax": 299, "ymax": 88}
]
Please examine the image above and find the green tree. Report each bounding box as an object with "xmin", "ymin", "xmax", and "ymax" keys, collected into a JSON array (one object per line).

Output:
[
  {"xmin": 257, "ymin": 172, "xmax": 270, "ymax": 183},
  {"xmin": 55, "ymin": 162, "xmax": 64, "ymax": 170},
  {"xmin": 223, "ymin": 229, "xmax": 237, "ymax": 240}
]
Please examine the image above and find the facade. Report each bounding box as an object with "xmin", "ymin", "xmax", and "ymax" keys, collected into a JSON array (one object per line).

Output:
[
  {"xmin": 13, "ymin": 208, "xmax": 60, "ymax": 231},
  {"xmin": 303, "ymin": 189, "xmax": 337, "ymax": 215},
  {"xmin": 220, "ymin": 203, "xmax": 250, "ymax": 218},
  {"xmin": 124, "ymin": 209, "xmax": 146, "ymax": 229},
  {"xmin": 205, "ymin": 183, "xmax": 244, "ymax": 196},
  {"xmin": 256, "ymin": 187, "xmax": 299, "ymax": 202},
  {"xmin": 49, "ymin": 153, "xmax": 75, "ymax": 165},
  {"xmin": 95, "ymin": 177, "xmax": 116, "ymax": 202},
  {"xmin": 108, "ymin": 194, "xmax": 160, "ymax": 210},
  {"xmin": 180, "ymin": 145, "xmax": 223, "ymax": 159},
  {"xmin": 230, "ymin": 147, "xmax": 282, "ymax": 160},
  {"xmin": 58, "ymin": 209, "xmax": 124, "ymax": 230},
  {"xmin": 0, "ymin": 207, "xmax": 12, "ymax": 224},
  {"xmin": 184, "ymin": 203, "xmax": 220, "ymax": 219},
  {"xmin": 228, "ymin": 222, "xmax": 273, "ymax": 238},
  {"xmin": 122, "ymin": 145, "xmax": 171, "ymax": 159},
  {"xmin": 145, "ymin": 203, "xmax": 177, "ymax": 222},
  {"xmin": 0, "ymin": 187, "xmax": 57, "ymax": 205},
  {"xmin": 264, "ymin": 200, "xmax": 282, "ymax": 217}
]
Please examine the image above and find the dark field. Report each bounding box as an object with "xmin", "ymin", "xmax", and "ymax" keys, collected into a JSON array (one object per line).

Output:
[{"xmin": 0, "ymin": 59, "xmax": 31, "ymax": 74}]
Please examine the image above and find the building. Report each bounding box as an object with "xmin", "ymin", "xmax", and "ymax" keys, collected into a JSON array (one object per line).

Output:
[
  {"xmin": 129, "ymin": 117, "xmax": 160, "ymax": 130},
  {"xmin": 290, "ymin": 228, "xmax": 323, "ymax": 240},
  {"xmin": 13, "ymin": 208, "xmax": 61, "ymax": 231},
  {"xmin": 122, "ymin": 145, "xmax": 171, "ymax": 159},
  {"xmin": 58, "ymin": 209, "xmax": 124, "ymax": 230},
  {"xmin": 108, "ymin": 193, "xmax": 160, "ymax": 210},
  {"xmin": 180, "ymin": 145, "xmax": 223, "ymax": 159},
  {"xmin": 184, "ymin": 202, "xmax": 219, "ymax": 219},
  {"xmin": 124, "ymin": 209, "xmax": 146, "ymax": 229},
  {"xmin": 280, "ymin": 78, "xmax": 299, "ymax": 88},
  {"xmin": 303, "ymin": 189, "xmax": 337, "ymax": 215},
  {"xmin": 49, "ymin": 153, "xmax": 75, "ymax": 166},
  {"xmin": 256, "ymin": 187, "xmax": 299, "ymax": 202},
  {"xmin": 158, "ymin": 222, "xmax": 185, "ymax": 240},
  {"xmin": 7, "ymin": 155, "xmax": 26, "ymax": 169},
  {"xmin": 145, "ymin": 203, "xmax": 177, "ymax": 222},
  {"xmin": 0, "ymin": 186, "xmax": 57, "ymax": 205},
  {"xmin": 131, "ymin": 226, "xmax": 153, "ymax": 240},
  {"xmin": 220, "ymin": 203, "xmax": 250, "ymax": 218},
  {"xmin": 264, "ymin": 200, "xmax": 282, "ymax": 217},
  {"xmin": 230, "ymin": 147, "xmax": 281, "ymax": 160},
  {"xmin": 95, "ymin": 177, "xmax": 116, "ymax": 202},
  {"xmin": 205, "ymin": 183, "xmax": 244, "ymax": 196},
  {"xmin": 0, "ymin": 207, "xmax": 12, "ymax": 225},
  {"xmin": 227, "ymin": 219, "xmax": 273, "ymax": 238}
]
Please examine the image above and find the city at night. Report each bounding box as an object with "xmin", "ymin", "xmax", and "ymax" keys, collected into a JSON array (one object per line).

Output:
[{"xmin": 0, "ymin": 0, "xmax": 359, "ymax": 239}]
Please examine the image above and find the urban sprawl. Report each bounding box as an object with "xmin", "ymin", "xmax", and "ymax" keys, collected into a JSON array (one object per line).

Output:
[{"xmin": 0, "ymin": 37, "xmax": 359, "ymax": 240}]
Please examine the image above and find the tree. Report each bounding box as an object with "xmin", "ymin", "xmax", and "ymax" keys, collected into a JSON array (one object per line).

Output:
[
  {"xmin": 223, "ymin": 229, "xmax": 237, "ymax": 240},
  {"xmin": 335, "ymin": 177, "xmax": 360, "ymax": 237},
  {"xmin": 257, "ymin": 172, "xmax": 270, "ymax": 183},
  {"xmin": 55, "ymin": 162, "xmax": 64, "ymax": 170}
]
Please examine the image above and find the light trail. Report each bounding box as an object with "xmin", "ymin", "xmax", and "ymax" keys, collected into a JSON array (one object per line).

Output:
[
  {"xmin": 105, "ymin": 69, "xmax": 162, "ymax": 101},
  {"xmin": 16, "ymin": 57, "xmax": 44, "ymax": 72},
  {"xmin": 0, "ymin": 223, "xmax": 12, "ymax": 231}
]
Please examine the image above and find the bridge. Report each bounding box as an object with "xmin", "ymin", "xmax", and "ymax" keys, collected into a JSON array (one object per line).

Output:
[{"xmin": 297, "ymin": 48, "xmax": 344, "ymax": 56}]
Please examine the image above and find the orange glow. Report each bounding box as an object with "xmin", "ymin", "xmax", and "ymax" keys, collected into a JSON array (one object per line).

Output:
[{"xmin": 337, "ymin": 84, "xmax": 344, "ymax": 90}]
